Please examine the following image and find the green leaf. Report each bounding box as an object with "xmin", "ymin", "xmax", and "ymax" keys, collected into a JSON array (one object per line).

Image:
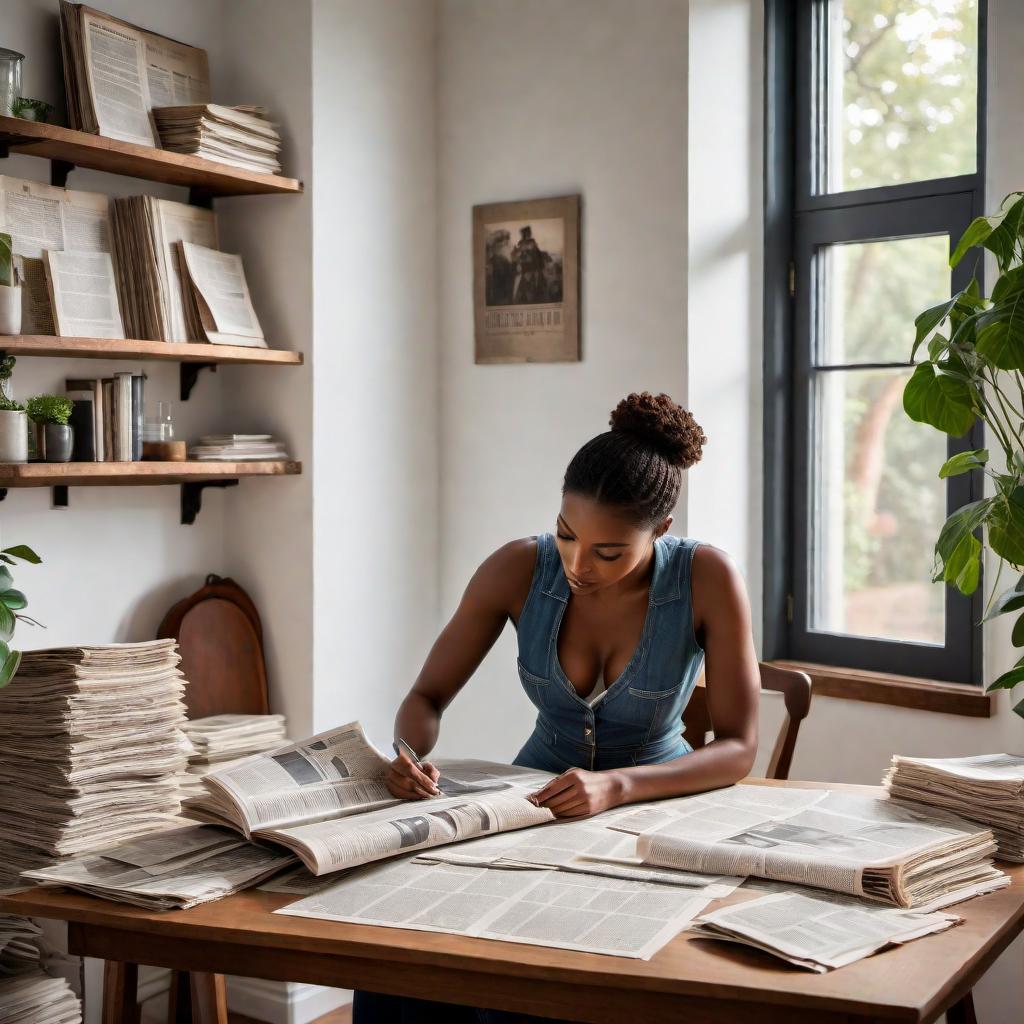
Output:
[
  {"xmin": 1016, "ymin": 693, "xmax": 1024, "ymax": 720},
  {"xmin": 950, "ymin": 215, "xmax": 995, "ymax": 268},
  {"xmin": 0, "ymin": 646, "xmax": 19, "ymax": 688},
  {"xmin": 982, "ymin": 575, "xmax": 1024, "ymax": 622},
  {"xmin": 939, "ymin": 449, "xmax": 988, "ymax": 478},
  {"xmin": 1, "ymin": 544, "xmax": 41, "ymax": 565},
  {"xmin": 943, "ymin": 531, "xmax": 982, "ymax": 594},
  {"xmin": 984, "ymin": 194, "xmax": 1024, "ymax": 272},
  {"xmin": 990, "ymin": 499, "xmax": 1024, "ymax": 566},
  {"xmin": 927, "ymin": 333, "xmax": 950, "ymax": 361},
  {"xmin": 991, "ymin": 265, "xmax": 1024, "ymax": 304},
  {"xmin": 913, "ymin": 295, "xmax": 960, "ymax": 360},
  {"xmin": 903, "ymin": 363, "xmax": 977, "ymax": 436},
  {"xmin": 975, "ymin": 299, "xmax": 1024, "ymax": 369},
  {"xmin": 0, "ymin": 589, "xmax": 27, "ymax": 611},
  {"xmin": 0, "ymin": 566, "xmax": 13, "ymax": 593},
  {"xmin": 1012, "ymin": 612, "xmax": 1024, "ymax": 647},
  {"xmin": 0, "ymin": 602, "xmax": 14, "ymax": 643},
  {"xmin": 987, "ymin": 665, "xmax": 1024, "ymax": 691},
  {"xmin": 936, "ymin": 499, "xmax": 992, "ymax": 564}
]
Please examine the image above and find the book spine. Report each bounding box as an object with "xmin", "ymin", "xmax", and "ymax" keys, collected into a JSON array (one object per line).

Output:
[
  {"xmin": 115, "ymin": 372, "xmax": 133, "ymax": 462},
  {"xmin": 131, "ymin": 374, "xmax": 144, "ymax": 462},
  {"xmin": 66, "ymin": 395, "xmax": 95, "ymax": 462},
  {"xmin": 93, "ymin": 380, "xmax": 104, "ymax": 462},
  {"xmin": 102, "ymin": 379, "xmax": 114, "ymax": 463}
]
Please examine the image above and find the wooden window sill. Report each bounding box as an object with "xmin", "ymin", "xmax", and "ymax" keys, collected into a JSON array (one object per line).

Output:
[{"xmin": 767, "ymin": 660, "xmax": 994, "ymax": 718}]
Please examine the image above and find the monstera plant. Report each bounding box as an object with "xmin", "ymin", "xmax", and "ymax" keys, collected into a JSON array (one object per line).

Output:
[
  {"xmin": 904, "ymin": 192, "xmax": 1024, "ymax": 716},
  {"xmin": 0, "ymin": 542, "xmax": 42, "ymax": 687}
]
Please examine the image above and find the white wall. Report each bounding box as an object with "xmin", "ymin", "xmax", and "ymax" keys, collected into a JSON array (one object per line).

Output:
[
  {"xmin": 435, "ymin": 0, "xmax": 689, "ymax": 760},
  {"xmin": 308, "ymin": 0, "xmax": 440, "ymax": 749}
]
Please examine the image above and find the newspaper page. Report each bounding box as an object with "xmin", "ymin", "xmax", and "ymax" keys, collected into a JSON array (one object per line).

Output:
[
  {"xmin": 636, "ymin": 790, "xmax": 1003, "ymax": 907},
  {"xmin": 0, "ymin": 176, "xmax": 112, "ymax": 335},
  {"xmin": 81, "ymin": 8, "xmax": 158, "ymax": 146},
  {"xmin": 143, "ymin": 32, "xmax": 210, "ymax": 108},
  {"xmin": 179, "ymin": 241, "xmax": 266, "ymax": 347},
  {"xmin": 278, "ymin": 855, "xmax": 712, "ymax": 960},
  {"xmin": 44, "ymin": 251, "xmax": 125, "ymax": 338},
  {"xmin": 153, "ymin": 200, "xmax": 218, "ymax": 341},
  {"xmin": 264, "ymin": 786, "xmax": 554, "ymax": 875},
  {"xmin": 691, "ymin": 888, "xmax": 959, "ymax": 971}
]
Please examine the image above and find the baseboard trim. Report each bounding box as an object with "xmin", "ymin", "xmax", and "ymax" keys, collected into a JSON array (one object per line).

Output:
[{"xmin": 226, "ymin": 977, "xmax": 351, "ymax": 1024}]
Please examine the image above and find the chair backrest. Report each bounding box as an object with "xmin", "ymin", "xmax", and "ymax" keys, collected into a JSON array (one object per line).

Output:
[
  {"xmin": 682, "ymin": 662, "xmax": 812, "ymax": 781},
  {"xmin": 157, "ymin": 574, "xmax": 269, "ymax": 720}
]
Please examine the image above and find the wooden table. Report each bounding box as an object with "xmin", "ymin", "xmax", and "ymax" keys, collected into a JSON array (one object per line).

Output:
[{"xmin": 2, "ymin": 781, "xmax": 1022, "ymax": 1024}]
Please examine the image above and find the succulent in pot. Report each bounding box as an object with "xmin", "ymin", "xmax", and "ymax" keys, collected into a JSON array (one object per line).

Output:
[{"xmin": 26, "ymin": 394, "xmax": 74, "ymax": 463}]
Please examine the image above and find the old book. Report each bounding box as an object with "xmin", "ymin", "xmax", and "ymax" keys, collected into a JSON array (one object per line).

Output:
[{"xmin": 65, "ymin": 377, "xmax": 104, "ymax": 462}]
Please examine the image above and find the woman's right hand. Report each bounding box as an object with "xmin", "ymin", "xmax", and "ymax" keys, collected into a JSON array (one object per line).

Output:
[{"xmin": 386, "ymin": 745, "xmax": 441, "ymax": 800}]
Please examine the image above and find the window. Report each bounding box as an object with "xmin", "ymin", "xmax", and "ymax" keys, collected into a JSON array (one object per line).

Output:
[{"xmin": 764, "ymin": 0, "xmax": 986, "ymax": 682}]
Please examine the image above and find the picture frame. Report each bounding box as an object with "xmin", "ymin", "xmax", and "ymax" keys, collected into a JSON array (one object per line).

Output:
[{"xmin": 472, "ymin": 194, "xmax": 580, "ymax": 364}]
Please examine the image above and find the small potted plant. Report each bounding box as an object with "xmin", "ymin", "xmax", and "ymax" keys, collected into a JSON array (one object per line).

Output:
[
  {"xmin": 26, "ymin": 395, "xmax": 74, "ymax": 463},
  {"xmin": 0, "ymin": 355, "xmax": 26, "ymax": 463},
  {"xmin": 0, "ymin": 232, "xmax": 21, "ymax": 335}
]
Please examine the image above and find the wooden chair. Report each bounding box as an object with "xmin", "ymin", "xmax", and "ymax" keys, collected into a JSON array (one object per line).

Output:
[{"xmin": 682, "ymin": 662, "xmax": 812, "ymax": 780}]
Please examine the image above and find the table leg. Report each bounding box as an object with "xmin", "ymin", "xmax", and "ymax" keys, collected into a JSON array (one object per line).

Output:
[
  {"xmin": 102, "ymin": 960, "xmax": 139, "ymax": 1024},
  {"xmin": 168, "ymin": 969, "xmax": 192, "ymax": 1022},
  {"xmin": 189, "ymin": 971, "xmax": 228, "ymax": 1024},
  {"xmin": 947, "ymin": 990, "xmax": 979, "ymax": 1024}
]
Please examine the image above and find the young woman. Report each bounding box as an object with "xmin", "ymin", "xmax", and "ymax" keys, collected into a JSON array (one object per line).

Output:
[{"xmin": 355, "ymin": 391, "xmax": 761, "ymax": 1024}]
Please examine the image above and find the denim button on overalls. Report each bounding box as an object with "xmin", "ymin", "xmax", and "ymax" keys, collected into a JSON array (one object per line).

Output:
[{"xmin": 513, "ymin": 532, "xmax": 704, "ymax": 773}]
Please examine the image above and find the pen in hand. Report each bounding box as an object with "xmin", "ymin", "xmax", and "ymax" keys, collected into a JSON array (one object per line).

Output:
[{"xmin": 392, "ymin": 737, "xmax": 441, "ymax": 797}]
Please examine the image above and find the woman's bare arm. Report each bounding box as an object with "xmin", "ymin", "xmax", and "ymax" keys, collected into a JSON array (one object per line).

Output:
[
  {"xmin": 531, "ymin": 544, "xmax": 760, "ymax": 817},
  {"xmin": 389, "ymin": 539, "xmax": 536, "ymax": 796}
]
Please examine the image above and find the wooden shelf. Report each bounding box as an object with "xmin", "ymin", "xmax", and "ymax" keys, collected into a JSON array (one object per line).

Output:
[
  {"xmin": 0, "ymin": 460, "xmax": 301, "ymax": 488},
  {"xmin": 0, "ymin": 115, "xmax": 302, "ymax": 197},
  {"xmin": 0, "ymin": 335, "xmax": 303, "ymax": 366}
]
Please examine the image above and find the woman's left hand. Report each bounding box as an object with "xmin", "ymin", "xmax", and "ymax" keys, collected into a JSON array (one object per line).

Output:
[{"xmin": 528, "ymin": 768, "xmax": 624, "ymax": 819}]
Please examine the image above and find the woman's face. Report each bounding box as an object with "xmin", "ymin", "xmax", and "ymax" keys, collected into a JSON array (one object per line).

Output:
[{"xmin": 555, "ymin": 492, "xmax": 670, "ymax": 595}]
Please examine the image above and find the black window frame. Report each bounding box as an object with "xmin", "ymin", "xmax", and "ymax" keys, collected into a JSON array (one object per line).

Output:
[{"xmin": 763, "ymin": 0, "xmax": 987, "ymax": 684}]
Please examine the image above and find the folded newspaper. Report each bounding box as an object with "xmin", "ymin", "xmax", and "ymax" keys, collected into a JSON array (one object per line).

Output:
[
  {"xmin": 690, "ymin": 887, "xmax": 960, "ymax": 971},
  {"xmin": 632, "ymin": 789, "xmax": 1008, "ymax": 909},
  {"xmin": 183, "ymin": 722, "xmax": 556, "ymax": 875},
  {"xmin": 22, "ymin": 824, "xmax": 293, "ymax": 911},
  {"xmin": 884, "ymin": 753, "xmax": 1024, "ymax": 863}
]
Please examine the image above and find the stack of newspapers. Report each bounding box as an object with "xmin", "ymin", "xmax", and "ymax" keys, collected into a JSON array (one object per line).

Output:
[
  {"xmin": 189, "ymin": 435, "xmax": 289, "ymax": 461},
  {"xmin": 153, "ymin": 105, "xmax": 282, "ymax": 174},
  {"xmin": 0, "ymin": 915, "xmax": 81, "ymax": 1023},
  {"xmin": 23, "ymin": 824, "xmax": 294, "ymax": 911},
  {"xmin": 884, "ymin": 753, "xmax": 1024, "ymax": 863},
  {"xmin": 180, "ymin": 714, "xmax": 289, "ymax": 799},
  {"xmin": 0, "ymin": 641, "xmax": 188, "ymax": 892}
]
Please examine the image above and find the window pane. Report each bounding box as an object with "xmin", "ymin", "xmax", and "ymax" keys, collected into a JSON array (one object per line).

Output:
[
  {"xmin": 810, "ymin": 368, "xmax": 946, "ymax": 644},
  {"xmin": 818, "ymin": 235, "xmax": 950, "ymax": 365},
  {"xmin": 822, "ymin": 0, "xmax": 978, "ymax": 193}
]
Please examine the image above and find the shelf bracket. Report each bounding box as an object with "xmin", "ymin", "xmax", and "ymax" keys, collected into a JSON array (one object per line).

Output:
[
  {"xmin": 0, "ymin": 488, "xmax": 7, "ymax": 501},
  {"xmin": 51, "ymin": 485, "xmax": 69, "ymax": 509},
  {"xmin": 188, "ymin": 187, "xmax": 214, "ymax": 209},
  {"xmin": 180, "ymin": 362, "xmax": 216, "ymax": 401},
  {"xmin": 51, "ymin": 159, "xmax": 74, "ymax": 189},
  {"xmin": 181, "ymin": 479, "xmax": 237, "ymax": 525}
]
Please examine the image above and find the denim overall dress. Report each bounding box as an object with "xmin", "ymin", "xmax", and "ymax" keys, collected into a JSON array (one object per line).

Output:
[{"xmin": 513, "ymin": 532, "xmax": 704, "ymax": 773}]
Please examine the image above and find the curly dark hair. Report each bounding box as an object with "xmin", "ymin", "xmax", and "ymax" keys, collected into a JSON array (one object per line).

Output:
[{"xmin": 562, "ymin": 392, "xmax": 707, "ymax": 529}]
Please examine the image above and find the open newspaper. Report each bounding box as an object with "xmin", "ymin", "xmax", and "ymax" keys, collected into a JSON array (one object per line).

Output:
[
  {"xmin": 884, "ymin": 753, "xmax": 1024, "ymax": 862},
  {"xmin": 634, "ymin": 789, "xmax": 1007, "ymax": 908},
  {"xmin": 183, "ymin": 722, "xmax": 555, "ymax": 874},
  {"xmin": 178, "ymin": 241, "xmax": 266, "ymax": 347},
  {"xmin": 277, "ymin": 853, "xmax": 714, "ymax": 960},
  {"xmin": 59, "ymin": 1, "xmax": 210, "ymax": 147},
  {"xmin": 0, "ymin": 175, "xmax": 112, "ymax": 335},
  {"xmin": 690, "ymin": 887, "xmax": 959, "ymax": 972}
]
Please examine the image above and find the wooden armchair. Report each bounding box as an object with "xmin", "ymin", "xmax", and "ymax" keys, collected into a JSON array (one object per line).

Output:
[{"xmin": 682, "ymin": 662, "xmax": 812, "ymax": 780}]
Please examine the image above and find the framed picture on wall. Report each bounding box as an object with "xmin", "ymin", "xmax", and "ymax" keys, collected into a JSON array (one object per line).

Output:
[{"xmin": 472, "ymin": 194, "xmax": 580, "ymax": 364}]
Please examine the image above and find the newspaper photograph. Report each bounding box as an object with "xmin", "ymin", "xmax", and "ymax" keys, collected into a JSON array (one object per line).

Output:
[
  {"xmin": 636, "ymin": 789, "xmax": 1006, "ymax": 907},
  {"xmin": 691, "ymin": 888, "xmax": 959, "ymax": 971},
  {"xmin": 277, "ymin": 855, "xmax": 711, "ymax": 960}
]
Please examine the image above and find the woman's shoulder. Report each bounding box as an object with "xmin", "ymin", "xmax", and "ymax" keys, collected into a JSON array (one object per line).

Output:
[{"xmin": 471, "ymin": 536, "xmax": 546, "ymax": 622}]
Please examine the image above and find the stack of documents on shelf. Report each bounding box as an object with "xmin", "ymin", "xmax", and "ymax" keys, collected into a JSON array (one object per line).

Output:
[
  {"xmin": 183, "ymin": 721, "xmax": 556, "ymax": 876},
  {"xmin": 59, "ymin": 1, "xmax": 210, "ymax": 147},
  {"xmin": 180, "ymin": 714, "xmax": 289, "ymax": 799},
  {"xmin": 0, "ymin": 971, "xmax": 81, "ymax": 1023},
  {"xmin": 884, "ymin": 753, "xmax": 1024, "ymax": 863},
  {"xmin": 153, "ymin": 105, "xmax": 282, "ymax": 174},
  {"xmin": 188, "ymin": 435, "xmax": 289, "ymax": 461},
  {"xmin": 277, "ymin": 852, "xmax": 716, "ymax": 961},
  {"xmin": 23, "ymin": 824, "xmax": 294, "ymax": 911},
  {"xmin": 0, "ymin": 175, "xmax": 112, "ymax": 336},
  {"xmin": 626, "ymin": 788, "xmax": 1008, "ymax": 909},
  {"xmin": 689, "ymin": 887, "xmax": 960, "ymax": 972},
  {"xmin": 0, "ymin": 641, "xmax": 188, "ymax": 893},
  {"xmin": 177, "ymin": 241, "xmax": 266, "ymax": 347},
  {"xmin": 110, "ymin": 196, "xmax": 218, "ymax": 341},
  {"xmin": 0, "ymin": 916, "xmax": 42, "ymax": 977}
]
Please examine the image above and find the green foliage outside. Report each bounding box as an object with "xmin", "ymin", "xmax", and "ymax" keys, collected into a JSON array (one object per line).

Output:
[{"xmin": 26, "ymin": 395, "xmax": 74, "ymax": 426}]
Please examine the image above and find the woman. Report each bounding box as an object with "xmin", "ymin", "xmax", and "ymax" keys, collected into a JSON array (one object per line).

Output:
[{"xmin": 355, "ymin": 391, "xmax": 760, "ymax": 1024}]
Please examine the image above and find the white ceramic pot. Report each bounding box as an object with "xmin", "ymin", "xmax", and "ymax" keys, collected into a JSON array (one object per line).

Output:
[
  {"xmin": 0, "ymin": 285, "xmax": 21, "ymax": 335},
  {"xmin": 0, "ymin": 409, "xmax": 27, "ymax": 462}
]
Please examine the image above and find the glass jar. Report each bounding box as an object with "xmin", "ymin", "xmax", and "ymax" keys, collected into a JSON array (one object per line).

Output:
[
  {"xmin": 0, "ymin": 49, "xmax": 24, "ymax": 118},
  {"xmin": 143, "ymin": 401, "xmax": 175, "ymax": 442}
]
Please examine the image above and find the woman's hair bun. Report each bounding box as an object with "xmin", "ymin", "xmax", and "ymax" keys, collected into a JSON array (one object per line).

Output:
[{"xmin": 608, "ymin": 392, "xmax": 707, "ymax": 469}]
